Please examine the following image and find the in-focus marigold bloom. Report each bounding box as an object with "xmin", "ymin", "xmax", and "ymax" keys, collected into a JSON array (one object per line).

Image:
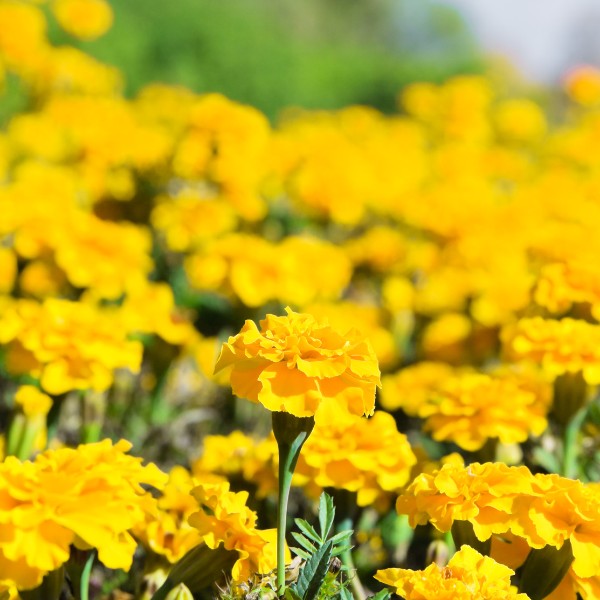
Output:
[
  {"xmin": 214, "ymin": 308, "xmax": 381, "ymax": 418},
  {"xmin": 0, "ymin": 439, "xmax": 166, "ymax": 591},
  {"xmin": 295, "ymin": 403, "xmax": 416, "ymax": 509},
  {"xmin": 0, "ymin": 298, "xmax": 143, "ymax": 394},
  {"xmin": 375, "ymin": 545, "xmax": 529, "ymax": 600},
  {"xmin": 502, "ymin": 317, "xmax": 600, "ymax": 384},
  {"xmin": 52, "ymin": 0, "xmax": 113, "ymax": 40},
  {"xmin": 397, "ymin": 460, "xmax": 600, "ymax": 599},
  {"xmin": 188, "ymin": 481, "xmax": 284, "ymax": 583}
]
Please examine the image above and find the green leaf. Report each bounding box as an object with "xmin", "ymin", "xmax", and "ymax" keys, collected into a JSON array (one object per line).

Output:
[
  {"xmin": 369, "ymin": 590, "xmax": 392, "ymax": 600},
  {"xmin": 284, "ymin": 588, "xmax": 303, "ymax": 600},
  {"xmin": 319, "ymin": 492, "xmax": 335, "ymax": 540},
  {"xmin": 330, "ymin": 530, "xmax": 353, "ymax": 546},
  {"xmin": 331, "ymin": 544, "xmax": 352, "ymax": 557},
  {"xmin": 293, "ymin": 538, "xmax": 333, "ymax": 600},
  {"xmin": 289, "ymin": 547, "xmax": 311, "ymax": 560},
  {"xmin": 291, "ymin": 532, "xmax": 318, "ymax": 554},
  {"xmin": 295, "ymin": 518, "xmax": 322, "ymax": 544},
  {"xmin": 339, "ymin": 586, "xmax": 353, "ymax": 600}
]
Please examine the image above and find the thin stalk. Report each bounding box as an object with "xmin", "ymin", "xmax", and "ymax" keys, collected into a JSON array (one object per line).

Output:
[
  {"xmin": 337, "ymin": 517, "xmax": 365, "ymax": 600},
  {"xmin": 272, "ymin": 412, "xmax": 314, "ymax": 597},
  {"xmin": 562, "ymin": 405, "xmax": 588, "ymax": 479},
  {"xmin": 79, "ymin": 551, "xmax": 95, "ymax": 600}
]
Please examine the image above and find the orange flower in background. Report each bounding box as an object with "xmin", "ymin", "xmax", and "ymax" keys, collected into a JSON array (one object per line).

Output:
[
  {"xmin": 564, "ymin": 66, "xmax": 600, "ymax": 106},
  {"xmin": 214, "ymin": 308, "xmax": 381, "ymax": 417}
]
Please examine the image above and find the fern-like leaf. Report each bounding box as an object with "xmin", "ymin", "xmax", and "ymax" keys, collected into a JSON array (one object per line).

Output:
[{"xmin": 292, "ymin": 538, "xmax": 333, "ymax": 600}]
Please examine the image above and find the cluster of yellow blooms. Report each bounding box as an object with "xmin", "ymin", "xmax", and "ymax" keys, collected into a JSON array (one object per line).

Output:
[
  {"xmin": 398, "ymin": 459, "xmax": 600, "ymax": 598},
  {"xmin": 3, "ymin": 0, "xmax": 600, "ymax": 597}
]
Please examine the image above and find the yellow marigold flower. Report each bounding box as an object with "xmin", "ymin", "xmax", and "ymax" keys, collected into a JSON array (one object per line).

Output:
[
  {"xmin": 40, "ymin": 45, "xmax": 122, "ymax": 96},
  {"xmin": 397, "ymin": 460, "xmax": 600, "ymax": 595},
  {"xmin": 534, "ymin": 260, "xmax": 600, "ymax": 316},
  {"xmin": 295, "ymin": 403, "xmax": 416, "ymax": 509},
  {"xmin": 502, "ymin": 317, "xmax": 600, "ymax": 384},
  {"xmin": 302, "ymin": 300, "xmax": 398, "ymax": 369},
  {"xmin": 494, "ymin": 98, "xmax": 547, "ymax": 142},
  {"xmin": 0, "ymin": 439, "xmax": 166, "ymax": 591},
  {"xmin": 151, "ymin": 189, "xmax": 237, "ymax": 252},
  {"xmin": 564, "ymin": 65, "xmax": 600, "ymax": 106},
  {"xmin": 134, "ymin": 466, "xmax": 203, "ymax": 564},
  {"xmin": 344, "ymin": 226, "xmax": 407, "ymax": 273},
  {"xmin": 380, "ymin": 362, "xmax": 455, "ymax": 413},
  {"xmin": 0, "ymin": 298, "xmax": 143, "ymax": 394},
  {"xmin": 188, "ymin": 481, "xmax": 283, "ymax": 583},
  {"xmin": 185, "ymin": 234, "xmax": 352, "ymax": 308},
  {"xmin": 376, "ymin": 545, "xmax": 529, "ymax": 600},
  {"xmin": 0, "ymin": 1, "xmax": 48, "ymax": 74},
  {"xmin": 0, "ymin": 247, "xmax": 16, "ymax": 294},
  {"xmin": 121, "ymin": 282, "xmax": 194, "ymax": 346},
  {"xmin": 52, "ymin": 0, "xmax": 113, "ymax": 40},
  {"xmin": 13, "ymin": 385, "xmax": 52, "ymax": 418},
  {"xmin": 400, "ymin": 81, "xmax": 440, "ymax": 120},
  {"xmin": 192, "ymin": 431, "xmax": 278, "ymax": 499},
  {"xmin": 426, "ymin": 371, "xmax": 549, "ymax": 451},
  {"xmin": 214, "ymin": 308, "xmax": 381, "ymax": 418},
  {"xmin": 54, "ymin": 213, "xmax": 153, "ymax": 299},
  {"xmin": 173, "ymin": 93, "xmax": 271, "ymax": 221},
  {"xmin": 18, "ymin": 260, "xmax": 66, "ymax": 299}
]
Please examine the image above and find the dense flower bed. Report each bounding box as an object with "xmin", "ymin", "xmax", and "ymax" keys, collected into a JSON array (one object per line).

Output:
[{"xmin": 1, "ymin": 1, "xmax": 600, "ymax": 599}]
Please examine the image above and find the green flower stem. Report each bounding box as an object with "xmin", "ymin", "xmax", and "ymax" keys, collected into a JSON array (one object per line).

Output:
[
  {"xmin": 80, "ymin": 391, "xmax": 106, "ymax": 444},
  {"xmin": 562, "ymin": 405, "xmax": 588, "ymax": 479},
  {"xmin": 337, "ymin": 517, "xmax": 366, "ymax": 600},
  {"xmin": 272, "ymin": 411, "xmax": 315, "ymax": 597},
  {"xmin": 65, "ymin": 549, "xmax": 95, "ymax": 600}
]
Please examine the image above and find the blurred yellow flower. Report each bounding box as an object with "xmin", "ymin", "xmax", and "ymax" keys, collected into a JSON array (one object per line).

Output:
[
  {"xmin": 564, "ymin": 65, "xmax": 600, "ymax": 106},
  {"xmin": 0, "ymin": 298, "xmax": 143, "ymax": 394},
  {"xmin": 215, "ymin": 308, "xmax": 381, "ymax": 418},
  {"xmin": 52, "ymin": 0, "xmax": 113, "ymax": 40},
  {"xmin": 13, "ymin": 385, "xmax": 52, "ymax": 418},
  {"xmin": 502, "ymin": 317, "xmax": 600, "ymax": 384},
  {"xmin": 192, "ymin": 431, "xmax": 278, "ymax": 498},
  {"xmin": 296, "ymin": 403, "xmax": 416, "ymax": 509},
  {"xmin": 376, "ymin": 545, "xmax": 529, "ymax": 600}
]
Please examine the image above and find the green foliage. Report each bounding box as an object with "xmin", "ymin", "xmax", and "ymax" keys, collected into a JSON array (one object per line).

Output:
[
  {"xmin": 287, "ymin": 493, "xmax": 353, "ymax": 600},
  {"xmin": 46, "ymin": 0, "xmax": 483, "ymax": 120}
]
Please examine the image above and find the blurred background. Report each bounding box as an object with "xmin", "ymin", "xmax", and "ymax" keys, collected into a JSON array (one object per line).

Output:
[{"xmin": 48, "ymin": 0, "xmax": 600, "ymax": 120}]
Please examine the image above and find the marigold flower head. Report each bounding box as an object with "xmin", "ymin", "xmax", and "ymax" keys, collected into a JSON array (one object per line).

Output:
[
  {"xmin": 376, "ymin": 545, "xmax": 529, "ymax": 600},
  {"xmin": 52, "ymin": 0, "xmax": 113, "ymax": 40},
  {"xmin": 192, "ymin": 431, "xmax": 278, "ymax": 498},
  {"xmin": 388, "ymin": 367, "xmax": 551, "ymax": 451},
  {"xmin": 214, "ymin": 308, "xmax": 381, "ymax": 418},
  {"xmin": 564, "ymin": 66, "xmax": 600, "ymax": 106},
  {"xmin": 13, "ymin": 385, "xmax": 52, "ymax": 418},
  {"xmin": 0, "ymin": 298, "xmax": 143, "ymax": 394},
  {"xmin": 502, "ymin": 317, "xmax": 600, "ymax": 384},
  {"xmin": 0, "ymin": 439, "xmax": 166, "ymax": 591},
  {"xmin": 397, "ymin": 460, "xmax": 600, "ymax": 596},
  {"xmin": 295, "ymin": 404, "xmax": 416, "ymax": 509},
  {"xmin": 134, "ymin": 466, "xmax": 203, "ymax": 564},
  {"xmin": 188, "ymin": 481, "xmax": 284, "ymax": 583}
]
